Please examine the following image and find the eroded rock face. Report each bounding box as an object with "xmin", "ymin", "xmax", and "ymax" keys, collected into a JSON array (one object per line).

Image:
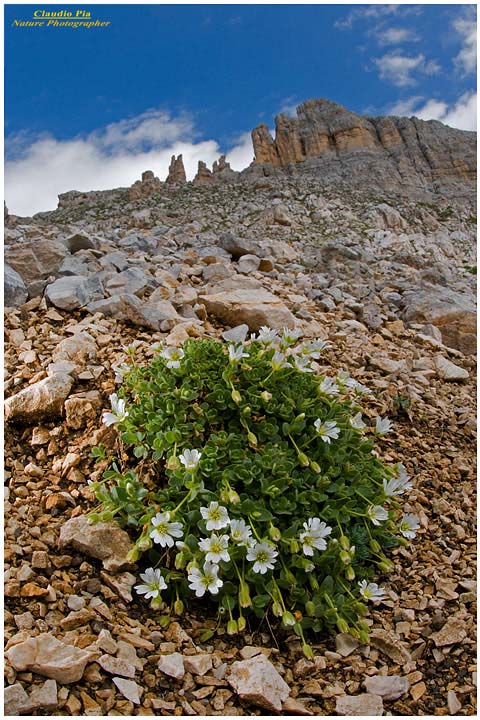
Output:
[
  {"xmin": 193, "ymin": 161, "xmax": 214, "ymax": 186},
  {"xmin": 251, "ymin": 98, "xmax": 476, "ymax": 194},
  {"xmin": 166, "ymin": 154, "xmax": 187, "ymax": 185}
]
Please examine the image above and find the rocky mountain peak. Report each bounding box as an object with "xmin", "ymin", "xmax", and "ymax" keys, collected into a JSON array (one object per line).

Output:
[
  {"xmin": 166, "ymin": 154, "xmax": 187, "ymax": 185},
  {"xmin": 251, "ymin": 98, "xmax": 476, "ymax": 199}
]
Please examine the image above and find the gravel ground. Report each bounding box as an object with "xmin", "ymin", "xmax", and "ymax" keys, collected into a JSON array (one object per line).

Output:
[{"xmin": 4, "ymin": 297, "xmax": 477, "ymax": 716}]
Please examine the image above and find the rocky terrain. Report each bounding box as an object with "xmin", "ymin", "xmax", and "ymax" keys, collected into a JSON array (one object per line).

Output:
[{"xmin": 4, "ymin": 100, "xmax": 477, "ymax": 716}]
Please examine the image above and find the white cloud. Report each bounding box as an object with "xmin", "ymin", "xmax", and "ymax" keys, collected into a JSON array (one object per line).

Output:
[
  {"xmin": 278, "ymin": 97, "xmax": 299, "ymax": 117},
  {"xmin": 387, "ymin": 95, "xmax": 425, "ymax": 116},
  {"xmin": 225, "ymin": 132, "xmax": 254, "ymax": 170},
  {"xmin": 375, "ymin": 27, "xmax": 419, "ymax": 46},
  {"xmin": 335, "ymin": 4, "xmax": 401, "ymax": 30},
  {"xmin": 387, "ymin": 91, "xmax": 477, "ymax": 131},
  {"xmin": 373, "ymin": 52, "xmax": 441, "ymax": 86},
  {"xmin": 454, "ymin": 13, "xmax": 477, "ymax": 73},
  {"xmin": 5, "ymin": 110, "xmax": 254, "ymax": 216}
]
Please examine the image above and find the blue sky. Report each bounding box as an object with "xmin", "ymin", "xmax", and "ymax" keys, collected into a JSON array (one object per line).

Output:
[{"xmin": 4, "ymin": 3, "xmax": 477, "ymax": 215}]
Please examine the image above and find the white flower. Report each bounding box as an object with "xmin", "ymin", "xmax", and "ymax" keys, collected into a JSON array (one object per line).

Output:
[
  {"xmin": 396, "ymin": 463, "xmax": 412, "ymax": 485},
  {"xmin": 314, "ymin": 419, "xmax": 340, "ymax": 443},
  {"xmin": 336, "ymin": 370, "xmax": 358, "ymax": 388},
  {"xmin": 247, "ymin": 541, "xmax": 278, "ymax": 574},
  {"xmin": 366, "ymin": 505, "xmax": 389, "ymax": 526},
  {"xmin": 375, "ymin": 416, "xmax": 393, "ymax": 435},
  {"xmin": 319, "ymin": 377, "xmax": 340, "ymax": 395},
  {"xmin": 230, "ymin": 519, "xmax": 253, "ymax": 546},
  {"xmin": 200, "ymin": 502, "xmax": 230, "ymax": 531},
  {"xmin": 179, "ymin": 448, "xmax": 202, "ymax": 471},
  {"xmin": 188, "ymin": 561, "xmax": 223, "ymax": 597},
  {"xmin": 134, "ymin": 568, "xmax": 167, "ymax": 599},
  {"xmin": 113, "ymin": 362, "xmax": 130, "ymax": 384},
  {"xmin": 358, "ymin": 580, "xmax": 386, "ymax": 602},
  {"xmin": 270, "ymin": 350, "xmax": 288, "ymax": 371},
  {"xmin": 160, "ymin": 346, "xmax": 184, "ymax": 369},
  {"xmin": 383, "ymin": 472, "xmax": 413, "ymax": 497},
  {"xmin": 257, "ymin": 326, "xmax": 279, "ymax": 344},
  {"xmin": 149, "ymin": 511, "xmax": 183, "ymax": 547},
  {"xmin": 299, "ymin": 518, "xmax": 332, "ymax": 556},
  {"xmin": 228, "ymin": 344, "xmax": 250, "ymax": 362},
  {"xmin": 102, "ymin": 393, "xmax": 129, "ymax": 426},
  {"xmin": 354, "ymin": 381, "xmax": 372, "ymax": 395},
  {"xmin": 399, "ymin": 513, "xmax": 420, "ymax": 539},
  {"xmin": 199, "ymin": 534, "xmax": 230, "ymax": 564},
  {"xmin": 294, "ymin": 355, "xmax": 314, "ymax": 373},
  {"xmin": 299, "ymin": 339, "xmax": 328, "ymax": 358},
  {"xmin": 280, "ymin": 327, "xmax": 301, "ymax": 346},
  {"xmin": 350, "ymin": 412, "xmax": 366, "ymax": 431}
]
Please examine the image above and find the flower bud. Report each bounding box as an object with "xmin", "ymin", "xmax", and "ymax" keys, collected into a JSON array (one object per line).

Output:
[
  {"xmin": 174, "ymin": 599, "xmax": 184, "ymax": 616},
  {"xmin": 158, "ymin": 615, "xmax": 170, "ymax": 628},
  {"xmin": 247, "ymin": 431, "xmax": 258, "ymax": 447},
  {"xmin": 369, "ymin": 539, "xmax": 381, "ymax": 554},
  {"xmin": 309, "ymin": 576, "xmax": 320, "ymax": 591},
  {"xmin": 239, "ymin": 583, "xmax": 252, "ymax": 608},
  {"xmin": 166, "ymin": 455, "xmax": 181, "ymax": 471},
  {"xmin": 297, "ymin": 452, "xmax": 310, "ymax": 467},
  {"xmin": 87, "ymin": 513, "xmax": 100, "ymax": 524},
  {"xmin": 237, "ymin": 616, "xmax": 246, "ymax": 632},
  {"xmin": 282, "ymin": 611, "xmax": 296, "ymax": 627},
  {"xmin": 302, "ymin": 644, "xmax": 315, "ymax": 660},
  {"xmin": 220, "ymin": 487, "xmax": 230, "ymax": 504},
  {"xmin": 290, "ymin": 539, "xmax": 300, "ymax": 554},
  {"xmin": 175, "ymin": 552, "xmax": 187, "ymax": 570},
  {"xmin": 126, "ymin": 547, "xmax": 140, "ymax": 563},
  {"xmin": 340, "ymin": 536, "xmax": 350, "ymax": 551},
  {"xmin": 151, "ymin": 597, "xmax": 163, "ymax": 611},
  {"xmin": 377, "ymin": 559, "xmax": 394, "ymax": 572},
  {"xmin": 137, "ymin": 537, "xmax": 152, "ymax": 552},
  {"xmin": 228, "ymin": 488, "xmax": 240, "ymax": 504},
  {"xmin": 268, "ymin": 525, "xmax": 281, "ymax": 542},
  {"xmin": 345, "ymin": 566, "xmax": 356, "ymax": 581},
  {"xmin": 336, "ymin": 617, "xmax": 350, "ymax": 634},
  {"xmin": 227, "ymin": 619, "xmax": 238, "ymax": 635},
  {"xmin": 359, "ymin": 628, "xmax": 370, "ymax": 645},
  {"xmin": 305, "ymin": 601, "xmax": 315, "ymax": 616},
  {"xmin": 310, "ymin": 461, "xmax": 321, "ymax": 474},
  {"xmin": 100, "ymin": 510, "xmax": 114, "ymax": 522},
  {"xmin": 260, "ymin": 390, "xmax": 272, "ymax": 402},
  {"xmin": 284, "ymin": 568, "xmax": 296, "ymax": 585},
  {"xmin": 242, "ymin": 406, "xmax": 251, "ymax": 416},
  {"xmin": 231, "ymin": 389, "xmax": 242, "ymax": 404},
  {"xmin": 339, "ymin": 550, "xmax": 351, "ymax": 564},
  {"xmin": 272, "ymin": 601, "xmax": 283, "ymax": 617},
  {"xmin": 397, "ymin": 536, "xmax": 409, "ymax": 546},
  {"xmin": 353, "ymin": 601, "xmax": 368, "ymax": 616}
]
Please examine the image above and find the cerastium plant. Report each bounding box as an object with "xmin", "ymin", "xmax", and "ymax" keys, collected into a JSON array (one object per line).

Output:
[{"xmin": 89, "ymin": 328, "xmax": 419, "ymax": 656}]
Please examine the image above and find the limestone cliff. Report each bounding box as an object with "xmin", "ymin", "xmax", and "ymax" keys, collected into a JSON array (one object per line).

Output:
[{"xmin": 251, "ymin": 99, "xmax": 476, "ymax": 196}]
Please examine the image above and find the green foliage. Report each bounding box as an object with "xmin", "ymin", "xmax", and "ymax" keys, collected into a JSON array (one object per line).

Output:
[{"xmin": 90, "ymin": 332, "xmax": 416, "ymax": 650}]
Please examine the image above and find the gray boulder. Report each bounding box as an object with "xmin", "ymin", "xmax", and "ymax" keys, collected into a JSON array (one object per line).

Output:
[{"xmin": 5, "ymin": 264, "xmax": 28, "ymax": 306}]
